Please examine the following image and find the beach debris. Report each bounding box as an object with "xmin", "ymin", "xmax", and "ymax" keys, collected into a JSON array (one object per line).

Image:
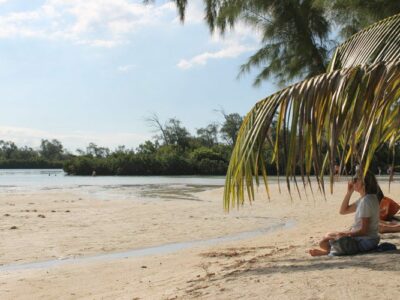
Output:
[
  {"xmin": 10, "ymin": 226, "xmax": 18, "ymax": 230},
  {"xmin": 4, "ymin": 213, "xmax": 10, "ymax": 217},
  {"xmin": 141, "ymin": 265, "xmax": 147, "ymax": 268},
  {"xmin": 37, "ymin": 214, "xmax": 46, "ymax": 218},
  {"xmin": 65, "ymin": 210, "xmax": 70, "ymax": 213},
  {"xmin": 51, "ymin": 210, "xmax": 56, "ymax": 212}
]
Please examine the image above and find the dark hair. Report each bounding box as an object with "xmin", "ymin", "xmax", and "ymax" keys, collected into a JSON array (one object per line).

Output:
[
  {"xmin": 376, "ymin": 185, "xmax": 384, "ymax": 202},
  {"xmin": 362, "ymin": 171, "xmax": 379, "ymax": 195}
]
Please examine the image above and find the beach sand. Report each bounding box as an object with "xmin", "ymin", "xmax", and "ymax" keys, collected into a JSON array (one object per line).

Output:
[{"xmin": 1, "ymin": 181, "xmax": 399, "ymax": 299}]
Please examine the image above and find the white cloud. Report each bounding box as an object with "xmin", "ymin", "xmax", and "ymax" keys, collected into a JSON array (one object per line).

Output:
[
  {"xmin": 117, "ymin": 64, "xmax": 136, "ymax": 72},
  {"xmin": 0, "ymin": 0, "xmax": 261, "ymax": 68},
  {"xmin": 0, "ymin": 126, "xmax": 150, "ymax": 152},
  {"xmin": 177, "ymin": 22, "xmax": 261, "ymax": 69},
  {"xmin": 0, "ymin": 0, "xmax": 176, "ymax": 47},
  {"xmin": 178, "ymin": 44, "xmax": 256, "ymax": 69},
  {"xmin": 78, "ymin": 39, "xmax": 124, "ymax": 48}
]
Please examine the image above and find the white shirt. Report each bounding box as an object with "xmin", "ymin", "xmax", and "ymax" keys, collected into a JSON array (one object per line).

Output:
[{"xmin": 351, "ymin": 194, "xmax": 380, "ymax": 238}]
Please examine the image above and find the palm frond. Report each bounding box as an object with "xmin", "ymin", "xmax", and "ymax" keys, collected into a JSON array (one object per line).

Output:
[
  {"xmin": 328, "ymin": 13, "xmax": 400, "ymax": 71},
  {"xmin": 224, "ymin": 60, "xmax": 400, "ymax": 210},
  {"xmin": 224, "ymin": 13, "xmax": 400, "ymax": 210}
]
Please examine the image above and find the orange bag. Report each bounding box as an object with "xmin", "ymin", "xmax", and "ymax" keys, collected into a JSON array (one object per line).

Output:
[{"xmin": 380, "ymin": 197, "xmax": 400, "ymax": 221}]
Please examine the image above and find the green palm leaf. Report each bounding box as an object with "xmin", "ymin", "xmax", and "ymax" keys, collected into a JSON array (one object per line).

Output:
[
  {"xmin": 329, "ymin": 13, "xmax": 400, "ymax": 71},
  {"xmin": 224, "ymin": 13, "xmax": 400, "ymax": 211}
]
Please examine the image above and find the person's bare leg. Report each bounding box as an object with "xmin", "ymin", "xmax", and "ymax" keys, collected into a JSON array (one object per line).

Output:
[
  {"xmin": 309, "ymin": 248, "xmax": 329, "ymax": 256},
  {"xmin": 308, "ymin": 234, "xmax": 336, "ymax": 257},
  {"xmin": 379, "ymin": 222, "xmax": 400, "ymax": 233}
]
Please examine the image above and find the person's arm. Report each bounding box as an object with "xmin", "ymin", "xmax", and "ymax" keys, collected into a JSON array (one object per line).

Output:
[
  {"xmin": 344, "ymin": 218, "xmax": 370, "ymax": 236},
  {"xmin": 339, "ymin": 218, "xmax": 370, "ymax": 237},
  {"xmin": 339, "ymin": 181, "xmax": 357, "ymax": 215}
]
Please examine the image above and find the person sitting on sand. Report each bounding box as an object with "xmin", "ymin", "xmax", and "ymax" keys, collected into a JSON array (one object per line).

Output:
[
  {"xmin": 376, "ymin": 188, "xmax": 400, "ymax": 233},
  {"xmin": 309, "ymin": 172, "xmax": 380, "ymax": 256}
]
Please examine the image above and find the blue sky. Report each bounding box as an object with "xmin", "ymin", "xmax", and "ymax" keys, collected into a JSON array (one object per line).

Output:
[{"xmin": 0, "ymin": 0, "xmax": 277, "ymax": 152}]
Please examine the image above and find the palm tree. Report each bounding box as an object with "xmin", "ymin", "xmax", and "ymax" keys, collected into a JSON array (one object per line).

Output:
[
  {"xmin": 223, "ymin": 13, "xmax": 400, "ymax": 210},
  {"xmin": 171, "ymin": 0, "xmax": 331, "ymax": 86},
  {"xmin": 323, "ymin": 0, "xmax": 400, "ymax": 39},
  {"xmin": 167, "ymin": 0, "xmax": 399, "ymax": 86}
]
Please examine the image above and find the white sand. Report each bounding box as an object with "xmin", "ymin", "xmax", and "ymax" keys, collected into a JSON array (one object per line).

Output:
[{"xmin": 1, "ymin": 181, "xmax": 399, "ymax": 299}]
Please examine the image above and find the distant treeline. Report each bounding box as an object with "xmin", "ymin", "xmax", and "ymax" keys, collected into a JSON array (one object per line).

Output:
[
  {"xmin": 0, "ymin": 113, "xmax": 250, "ymax": 175},
  {"xmin": 63, "ymin": 113, "xmax": 248, "ymax": 176},
  {"xmin": 1, "ymin": 113, "xmax": 399, "ymax": 175},
  {"xmin": 0, "ymin": 139, "xmax": 67, "ymax": 169}
]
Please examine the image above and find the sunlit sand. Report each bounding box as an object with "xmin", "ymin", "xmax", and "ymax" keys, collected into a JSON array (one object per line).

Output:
[{"xmin": 1, "ymin": 179, "xmax": 399, "ymax": 299}]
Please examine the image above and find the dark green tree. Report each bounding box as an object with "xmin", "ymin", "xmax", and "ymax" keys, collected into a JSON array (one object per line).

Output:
[
  {"xmin": 196, "ymin": 123, "xmax": 219, "ymax": 147},
  {"xmin": 86, "ymin": 143, "xmax": 110, "ymax": 158},
  {"xmin": 164, "ymin": 118, "xmax": 191, "ymax": 150},
  {"xmin": 0, "ymin": 140, "xmax": 18, "ymax": 159},
  {"xmin": 220, "ymin": 113, "xmax": 243, "ymax": 146},
  {"xmin": 168, "ymin": 0, "xmax": 400, "ymax": 86},
  {"xmin": 40, "ymin": 139, "xmax": 64, "ymax": 160},
  {"xmin": 136, "ymin": 140, "xmax": 157, "ymax": 154},
  {"xmin": 321, "ymin": 0, "xmax": 400, "ymax": 38}
]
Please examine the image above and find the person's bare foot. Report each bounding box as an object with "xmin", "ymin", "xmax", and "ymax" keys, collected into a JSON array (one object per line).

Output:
[{"xmin": 308, "ymin": 248, "xmax": 328, "ymax": 256}]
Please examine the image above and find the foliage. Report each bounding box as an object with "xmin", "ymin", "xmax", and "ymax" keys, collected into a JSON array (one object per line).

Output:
[
  {"xmin": 40, "ymin": 139, "xmax": 64, "ymax": 160},
  {"xmin": 167, "ymin": 0, "xmax": 400, "ymax": 86},
  {"xmin": 220, "ymin": 113, "xmax": 243, "ymax": 146},
  {"xmin": 223, "ymin": 13, "xmax": 400, "ymax": 210},
  {"xmin": 62, "ymin": 116, "xmax": 244, "ymax": 175},
  {"xmin": 320, "ymin": 0, "xmax": 400, "ymax": 38}
]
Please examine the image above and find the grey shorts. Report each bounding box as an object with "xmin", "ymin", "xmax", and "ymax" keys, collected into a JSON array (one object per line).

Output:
[{"xmin": 354, "ymin": 236, "xmax": 380, "ymax": 252}]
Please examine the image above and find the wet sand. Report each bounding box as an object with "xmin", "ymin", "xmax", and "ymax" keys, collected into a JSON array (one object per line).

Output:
[{"xmin": 1, "ymin": 181, "xmax": 399, "ymax": 299}]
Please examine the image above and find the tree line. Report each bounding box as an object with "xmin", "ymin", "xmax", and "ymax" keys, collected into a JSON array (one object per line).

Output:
[
  {"xmin": 63, "ymin": 113, "xmax": 245, "ymax": 175},
  {"xmin": 0, "ymin": 139, "xmax": 67, "ymax": 169},
  {"xmin": 0, "ymin": 113, "xmax": 248, "ymax": 175},
  {"xmin": 1, "ymin": 112, "xmax": 398, "ymax": 176}
]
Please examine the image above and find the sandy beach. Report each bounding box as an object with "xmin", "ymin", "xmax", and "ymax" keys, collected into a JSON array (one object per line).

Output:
[{"xmin": 1, "ymin": 180, "xmax": 399, "ymax": 299}]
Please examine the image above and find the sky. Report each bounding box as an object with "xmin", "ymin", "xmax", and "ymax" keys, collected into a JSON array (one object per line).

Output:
[{"xmin": 0, "ymin": 0, "xmax": 278, "ymax": 152}]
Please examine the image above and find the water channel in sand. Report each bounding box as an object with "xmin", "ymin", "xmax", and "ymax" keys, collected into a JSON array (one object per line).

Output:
[{"xmin": 0, "ymin": 220, "xmax": 295, "ymax": 272}]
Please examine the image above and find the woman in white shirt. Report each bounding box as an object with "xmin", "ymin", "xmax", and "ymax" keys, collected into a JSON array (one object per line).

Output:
[{"xmin": 309, "ymin": 171, "xmax": 380, "ymax": 256}]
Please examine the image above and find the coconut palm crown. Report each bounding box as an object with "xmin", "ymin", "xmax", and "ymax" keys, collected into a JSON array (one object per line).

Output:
[{"xmin": 224, "ymin": 13, "xmax": 400, "ymax": 210}]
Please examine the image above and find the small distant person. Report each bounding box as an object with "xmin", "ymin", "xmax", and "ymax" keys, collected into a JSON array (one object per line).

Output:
[
  {"xmin": 378, "ymin": 166, "xmax": 382, "ymax": 176},
  {"xmin": 92, "ymin": 170, "xmax": 96, "ymax": 177},
  {"xmin": 355, "ymin": 164, "xmax": 361, "ymax": 176},
  {"xmin": 334, "ymin": 164, "xmax": 340, "ymax": 178},
  {"xmin": 308, "ymin": 172, "xmax": 380, "ymax": 256},
  {"xmin": 387, "ymin": 166, "xmax": 392, "ymax": 175},
  {"xmin": 387, "ymin": 166, "xmax": 394, "ymax": 182}
]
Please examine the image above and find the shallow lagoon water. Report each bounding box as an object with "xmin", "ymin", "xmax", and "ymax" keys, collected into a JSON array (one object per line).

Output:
[
  {"xmin": 0, "ymin": 169, "xmax": 226, "ymax": 192},
  {"xmin": 0, "ymin": 220, "xmax": 295, "ymax": 272}
]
